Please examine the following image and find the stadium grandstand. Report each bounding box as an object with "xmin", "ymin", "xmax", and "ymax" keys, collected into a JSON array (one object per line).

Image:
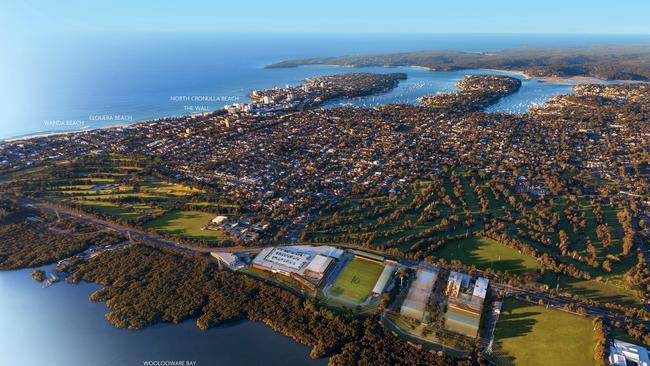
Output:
[
  {"xmin": 251, "ymin": 245, "xmax": 342, "ymax": 286},
  {"xmin": 372, "ymin": 263, "xmax": 396, "ymax": 297},
  {"xmin": 350, "ymin": 249, "xmax": 385, "ymax": 264},
  {"xmin": 444, "ymin": 272, "xmax": 489, "ymax": 337}
]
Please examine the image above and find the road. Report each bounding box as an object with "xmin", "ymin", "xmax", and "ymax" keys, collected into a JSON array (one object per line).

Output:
[
  {"xmin": 12, "ymin": 195, "xmax": 637, "ymax": 326},
  {"xmin": 491, "ymin": 282, "xmax": 628, "ymax": 323},
  {"xmin": 13, "ymin": 196, "xmax": 264, "ymax": 255}
]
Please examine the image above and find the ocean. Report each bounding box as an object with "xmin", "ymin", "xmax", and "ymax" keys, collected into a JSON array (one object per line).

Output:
[
  {"xmin": 1, "ymin": 33, "xmax": 648, "ymax": 366},
  {"xmin": 2, "ymin": 32, "xmax": 649, "ymax": 140}
]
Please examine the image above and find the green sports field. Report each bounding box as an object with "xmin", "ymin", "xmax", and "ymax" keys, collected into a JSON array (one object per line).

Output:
[
  {"xmin": 329, "ymin": 258, "xmax": 384, "ymax": 303},
  {"xmin": 492, "ymin": 298, "xmax": 595, "ymax": 366},
  {"xmin": 433, "ymin": 236, "xmax": 540, "ymax": 275},
  {"xmin": 145, "ymin": 210, "xmax": 226, "ymax": 242}
]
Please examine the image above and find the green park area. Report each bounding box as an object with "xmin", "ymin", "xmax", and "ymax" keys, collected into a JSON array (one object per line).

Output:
[
  {"xmin": 303, "ymin": 170, "xmax": 642, "ymax": 308},
  {"xmin": 304, "ymin": 178, "xmax": 468, "ymax": 249},
  {"xmin": 543, "ymin": 263, "xmax": 641, "ymax": 306},
  {"xmin": 0, "ymin": 154, "xmax": 239, "ymax": 226},
  {"xmin": 329, "ymin": 258, "xmax": 384, "ymax": 303},
  {"xmin": 433, "ymin": 236, "xmax": 540, "ymax": 275},
  {"xmin": 491, "ymin": 298, "xmax": 595, "ymax": 366},
  {"xmin": 145, "ymin": 210, "xmax": 226, "ymax": 243},
  {"xmin": 433, "ymin": 236, "xmax": 640, "ymax": 305}
]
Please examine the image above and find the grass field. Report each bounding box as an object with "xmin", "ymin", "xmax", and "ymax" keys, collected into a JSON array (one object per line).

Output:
[
  {"xmin": 492, "ymin": 298, "xmax": 595, "ymax": 366},
  {"xmin": 329, "ymin": 258, "xmax": 384, "ymax": 303},
  {"xmin": 433, "ymin": 236, "xmax": 540, "ymax": 275},
  {"xmin": 303, "ymin": 170, "xmax": 636, "ymax": 307},
  {"xmin": 542, "ymin": 268, "xmax": 641, "ymax": 306},
  {"xmin": 0, "ymin": 154, "xmax": 242, "ymax": 226},
  {"xmin": 145, "ymin": 210, "xmax": 226, "ymax": 242},
  {"xmin": 73, "ymin": 200, "xmax": 144, "ymax": 219}
]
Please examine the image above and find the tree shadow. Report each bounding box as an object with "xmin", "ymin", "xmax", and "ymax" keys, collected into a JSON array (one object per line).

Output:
[
  {"xmin": 494, "ymin": 300, "xmax": 540, "ymax": 341},
  {"xmin": 437, "ymin": 237, "xmax": 537, "ymax": 275},
  {"xmin": 543, "ymin": 272, "xmax": 639, "ymax": 306}
]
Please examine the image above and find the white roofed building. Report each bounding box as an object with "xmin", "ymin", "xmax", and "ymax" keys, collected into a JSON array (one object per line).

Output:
[
  {"xmin": 211, "ymin": 215, "xmax": 228, "ymax": 225},
  {"xmin": 472, "ymin": 277, "xmax": 489, "ymax": 299},
  {"xmin": 610, "ymin": 340, "xmax": 650, "ymax": 366},
  {"xmin": 251, "ymin": 245, "xmax": 342, "ymax": 286},
  {"xmin": 305, "ymin": 254, "xmax": 334, "ymax": 274},
  {"xmin": 211, "ymin": 252, "xmax": 245, "ymax": 270},
  {"xmin": 266, "ymin": 248, "xmax": 311, "ymax": 270},
  {"xmin": 372, "ymin": 263, "xmax": 396, "ymax": 296}
]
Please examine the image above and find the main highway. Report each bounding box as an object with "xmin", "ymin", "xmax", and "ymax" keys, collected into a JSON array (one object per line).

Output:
[
  {"xmin": 13, "ymin": 195, "xmax": 264, "ymax": 255},
  {"xmin": 11, "ymin": 194, "xmax": 638, "ymax": 326}
]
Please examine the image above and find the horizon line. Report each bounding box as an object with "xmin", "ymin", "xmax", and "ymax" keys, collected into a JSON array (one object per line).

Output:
[{"xmin": 25, "ymin": 31, "xmax": 650, "ymax": 36}]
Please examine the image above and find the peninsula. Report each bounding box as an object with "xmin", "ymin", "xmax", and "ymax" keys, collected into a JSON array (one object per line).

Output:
[
  {"xmin": 266, "ymin": 45, "xmax": 650, "ymax": 81},
  {"xmin": 1, "ymin": 70, "xmax": 650, "ymax": 366}
]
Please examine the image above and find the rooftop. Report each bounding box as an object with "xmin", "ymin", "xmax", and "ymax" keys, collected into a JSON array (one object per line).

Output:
[
  {"xmin": 400, "ymin": 265, "xmax": 439, "ymax": 319},
  {"xmin": 472, "ymin": 277, "xmax": 489, "ymax": 299},
  {"xmin": 610, "ymin": 340, "xmax": 650, "ymax": 366},
  {"xmin": 305, "ymin": 254, "xmax": 333, "ymax": 274}
]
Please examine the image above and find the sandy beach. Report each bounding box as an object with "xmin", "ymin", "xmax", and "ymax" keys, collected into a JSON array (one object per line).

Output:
[
  {"xmin": 537, "ymin": 75, "xmax": 605, "ymax": 84},
  {"xmin": 481, "ymin": 69, "xmax": 531, "ymax": 79}
]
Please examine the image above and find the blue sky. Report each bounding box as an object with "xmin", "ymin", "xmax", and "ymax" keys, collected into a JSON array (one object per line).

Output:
[{"xmin": 2, "ymin": 0, "xmax": 650, "ymax": 34}]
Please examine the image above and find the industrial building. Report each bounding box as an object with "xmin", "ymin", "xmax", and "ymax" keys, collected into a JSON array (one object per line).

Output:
[
  {"xmin": 210, "ymin": 252, "xmax": 246, "ymax": 271},
  {"xmin": 400, "ymin": 264, "xmax": 439, "ymax": 322},
  {"xmin": 444, "ymin": 272, "xmax": 489, "ymax": 338},
  {"xmin": 610, "ymin": 340, "xmax": 650, "ymax": 366}
]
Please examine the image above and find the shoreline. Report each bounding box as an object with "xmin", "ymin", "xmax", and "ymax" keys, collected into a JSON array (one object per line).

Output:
[
  {"xmin": 2, "ymin": 66, "xmax": 632, "ymax": 143},
  {"xmin": 536, "ymin": 75, "xmax": 606, "ymax": 85},
  {"xmin": 2, "ymin": 113, "xmax": 206, "ymax": 143},
  {"xmin": 480, "ymin": 68, "xmax": 532, "ymax": 79},
  {"xmin": 409, "ymin": 65, "xmax": 437, "ymax": 71},
  {"xmin": 3, "ymin": 127, "xmax": 121, "ymax": 143}
]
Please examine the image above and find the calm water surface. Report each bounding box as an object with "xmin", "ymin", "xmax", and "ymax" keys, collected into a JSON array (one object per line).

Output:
[
  {"xmin": 0, "ymin": 267, "xmax": 328, "ymax": 366},
  {"xmin": 3, "ymin": 33, "xmax": 648, "ymax": 139}
]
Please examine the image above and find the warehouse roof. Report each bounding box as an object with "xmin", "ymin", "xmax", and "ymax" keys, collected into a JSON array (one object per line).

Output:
[
  {"xmin": 305, "ymin": 254, "xmax": 333, "ymax": 274},
  {"xmin": 472, "ymin": 277, "xmax": 489, "ymax": 299},
  {"xmin": 610, "ymin": 340, "xmax": 650, "ymax": 366}
]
